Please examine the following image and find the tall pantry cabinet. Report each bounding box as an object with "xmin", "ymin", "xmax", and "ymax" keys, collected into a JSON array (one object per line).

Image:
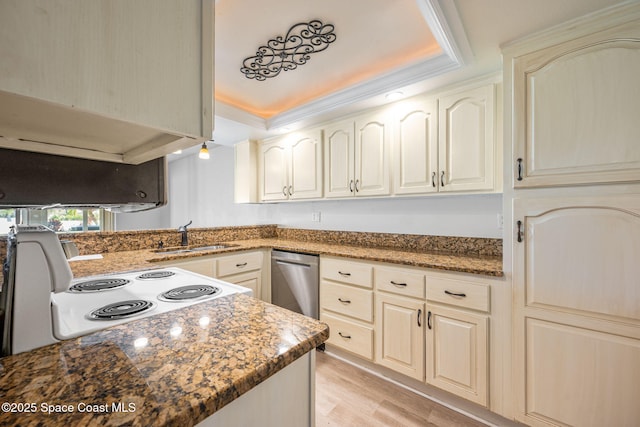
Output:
[{"xmin": 503, "ymin": 4, "xmax": 640, "ymax": 426}]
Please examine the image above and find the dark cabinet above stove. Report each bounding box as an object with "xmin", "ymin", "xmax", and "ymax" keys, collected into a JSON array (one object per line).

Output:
[{"xmin": 0, "ymin": 148, "xmax": 166, "ymax": 212}]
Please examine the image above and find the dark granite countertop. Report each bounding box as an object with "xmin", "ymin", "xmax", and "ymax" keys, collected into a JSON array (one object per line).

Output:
[
  {"xmin": 68, "ymin": 237, "xmax": 503, "ymax": 279},
  {"xmin": 0, "ymin": 294, "xmax": 329, "ymax": 426}
]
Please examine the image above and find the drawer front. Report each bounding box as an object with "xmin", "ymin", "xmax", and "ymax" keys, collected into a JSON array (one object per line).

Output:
[
  {"xmin": 321, "ymin": 312, "xmax": 374, "ymax": 360},
  {"xmin": 426, "ymin": 275, "xmax": 490, "ymax": 312},
  {"xmin": 375, "ymin": 266, "xmax": 425, "ymax": 299},
  {"xmin": 321, "ymin": 257, "xmax": 373, "ymax": 289},
  {"xmin": 216, "ymin": 251, "xmax": 263, "ymax": 277},
  {"xmin": 321, "ymin": 281, "xmax": 373, "ymax": 322}
]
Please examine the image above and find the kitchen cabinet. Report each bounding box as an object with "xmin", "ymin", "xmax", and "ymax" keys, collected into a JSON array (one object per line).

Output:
[
  {"xmin": 509, "ymin": 19, "xmax": 640, "ymax": 188},
  {"xmin": 156, "ymin": 250, "xmax": 269, "ymax": 302},
  {"xmin": 375, "ymin": 293, "xmax": 425, "ymax": 381},
  {"xmin": 424, "ymin": 272, "xmax": 490, "ymax": 406},
  {"xmin": 324, "ymin": 110, "xmax": 391, "ymax": 198},
  {"xmin": 213, "ymin": 251, "xmax": 265, "ymax": 300},
  {"xmin": 437, "ymin": 83, "xmax": 497, "ymax": 193},
  {"xmin": 320, "ymin": 257, "xmax": 374, "ymax": 360},
  {"xmin": 234, "ymin": 140, "xmax": 259, "ymax": 203},
  {"xmin": 392, "ymin": 97, "xmax": 439, "ymax": 195},
  {"xmin": 0, "ymin": 0, "xmax": 214, "ymax": 164},
  {"xmin": 260, "ymin": 130, "xmax": 323, "ymax": 201},
  {"xmin": 512, "ymin": 194, "xmax": 640, "ymax": 426}
]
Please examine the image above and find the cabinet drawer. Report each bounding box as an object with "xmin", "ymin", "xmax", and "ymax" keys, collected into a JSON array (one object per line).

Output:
[
  {"xmin": 321, "ymin": 312, "xmax": 373, "ymax": 360},
  {"xmin": 216, "ymin": 251, "xmax": 263, "ymax": 277},
  {"xmin": 426, "ymin": 275, "xmax": 490, "ymax": 313},
  {"xmin": 321, "ymin": 281, "xmax": 373, "ymax": 322},
  {"xmin": 321, "ymin": 257, "xmax": 373, "ymax": 288},
  {"xmin": 375, "ymin": 266, "xmax": 425, "ymax": 298}
]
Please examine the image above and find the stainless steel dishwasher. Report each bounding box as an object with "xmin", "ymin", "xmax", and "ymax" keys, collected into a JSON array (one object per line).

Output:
[{"xmin": 271, "ymin": 250, "xmax": 319, "ymax": 319}]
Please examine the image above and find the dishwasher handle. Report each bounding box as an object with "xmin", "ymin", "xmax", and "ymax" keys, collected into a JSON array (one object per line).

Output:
[{"xmin": 275, "ymin": 259, "xmax": 312, "ymax": 269}]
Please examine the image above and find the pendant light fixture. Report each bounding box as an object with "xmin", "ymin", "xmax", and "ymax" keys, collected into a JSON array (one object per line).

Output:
[{"xmin": 198, "ymin": 141, "xmax": 210, "ymax": 160}]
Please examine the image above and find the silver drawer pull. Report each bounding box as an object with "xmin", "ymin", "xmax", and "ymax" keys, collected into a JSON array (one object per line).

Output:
[
  {"xmin": 444, "ymin": 290, "xmax": 466, "ymax": 298},
  {"xmin": 236, "ymin": 262, "xmax": 248, "ymax": 268},
  {"xmin": 390, "ymin": 281, "xmax": 407, "ymax": 287},
  {"xmin": 338, "ymin": 271, "xmax": 351, "ymax": 277},
  {"xmin": 338, "ymin": 298, "xmax": 351, "ymax": 304},
  {"xmin": 338, "ymin": 332, "xmax": 351, "ymax": 339}
]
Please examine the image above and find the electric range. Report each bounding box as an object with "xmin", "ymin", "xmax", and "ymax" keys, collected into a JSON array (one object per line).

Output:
[{"xmin": 1, "ymin": 226, "xmax": 251, "ymax": 356}]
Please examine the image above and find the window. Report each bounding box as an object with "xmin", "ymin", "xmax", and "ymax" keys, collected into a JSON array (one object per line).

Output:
[
  {"xmin": 0, "ymin": 209, "xmax": 16, "ymax": 235},
  {"xmin": 0, "ymin": 208, "xmax": 114, "ymax": 234}
]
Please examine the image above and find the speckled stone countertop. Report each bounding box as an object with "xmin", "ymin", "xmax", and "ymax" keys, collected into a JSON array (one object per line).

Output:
[
  {"xmin": 69, "ymin": 237, "xmax": 503, "ymax": 278},
  {"xmin": 0, "ymin": 294, "xmax": 329, "ymax": 427}
]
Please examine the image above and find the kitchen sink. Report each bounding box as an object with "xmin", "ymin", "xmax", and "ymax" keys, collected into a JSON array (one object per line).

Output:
[{"xmin": 154, "ymin": 244, "xmax": 235, "ymax": 255}]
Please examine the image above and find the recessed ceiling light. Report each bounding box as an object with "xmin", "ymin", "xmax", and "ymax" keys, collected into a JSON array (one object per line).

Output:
[{"xmin": 385, "ymin": 91, "xmax": 404, "ymax": 101}]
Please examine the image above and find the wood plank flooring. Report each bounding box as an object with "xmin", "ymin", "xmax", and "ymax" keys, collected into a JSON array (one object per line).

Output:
[{"xmin": 315, "ymin": 350, "xmax": 487, "ymax": 427}]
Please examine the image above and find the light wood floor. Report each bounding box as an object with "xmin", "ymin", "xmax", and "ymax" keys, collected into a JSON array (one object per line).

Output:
[{"xmin": 315, "ymin": 350, "xmax": 487, "ymax": 427}]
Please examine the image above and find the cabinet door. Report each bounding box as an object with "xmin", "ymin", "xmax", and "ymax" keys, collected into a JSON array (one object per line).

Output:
[
  {"xmin": 355, "ymin": 111, "xmax": 391, "ymax": 197},
  {"xmin": 425, "ymin": 305, "xmax": 488, "ymax": 406},
  {"xmin": 324, "ymin": 120, "xmax": 355, "ymax": 198},
  {"xmin": 375, "ymin": 293, "xmax": 424, "ymax": 380},
  {"xmin": 513, "ymin": 194, "xmax": 640, "ymax": 426},
  {"xmin": 220, "ymin": 271, "xmax": 261, "ymax": 300},
  {"xmin": 393, "ymin": 97, "xmax": 439, "ymax": 194},
  {"xmin": 289, "ymin": 130, "xmax": 323, "ymax": 200},
  {"xmin": 438, "ymin": 84, "xmax": 495, "ymax": 193},
  {"xmin": 512, "ymin": 21, "xmax": 640, "ymax": 187},
  {"xmin": 260, "ymin": 140, "xmax": 289, "ymax": 201}
]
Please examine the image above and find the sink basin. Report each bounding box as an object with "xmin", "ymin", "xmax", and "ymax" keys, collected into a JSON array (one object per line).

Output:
[
  {"xmin": 191, "ymin": 245, "xmax": 232, "ymax": 251},
  {"xmin": 153, "ymin": 244, "xmax": 235, "ymax": 255}
]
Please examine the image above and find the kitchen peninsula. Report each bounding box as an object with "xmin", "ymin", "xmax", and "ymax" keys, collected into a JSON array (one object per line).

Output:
[{"xmin": 0, "ymin": 293, "xmax": 328, "ymax": 426}]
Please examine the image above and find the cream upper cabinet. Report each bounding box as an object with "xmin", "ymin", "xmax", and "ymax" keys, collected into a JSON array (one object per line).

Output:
[
  {"xmin": 509, "ymin": 20, "xmax": 640, "ymax": 187},
  {"xmin": 393, "ymin": 97, "xmax": 439, "ymax": 194},
  {"xmin": 355, "ymin": 111, "xmax": 391, "ymax": 197},
  {"xmin": 438, "ymin": 84, "xmax": 496, "ymax": 193},
  {"xmin": 260, "ymin": 130, "xmax": 323, "ymax": 201},
  {"xmin": 513, "ymin": 194, "xmax": 640, "ymax": 426},
  {"xmin": 324, "ymin": 111, "xmax": 391, "ymax": 198},
  {"xmin": 0, "ymin": 0, "xmax": 214, "ymax": 164}
]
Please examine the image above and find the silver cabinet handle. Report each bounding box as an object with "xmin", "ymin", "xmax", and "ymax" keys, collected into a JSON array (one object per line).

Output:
[
  {"xmin": 338, "ymin": 298, "xmax": 351, "ymax": 304},
  {"xmin": 390, "ymin": 281, "xmax": 407, "ymax": 287},
  {"xmin": 338, "ymin": 332, "xmax": 351, "ymax": 339}
]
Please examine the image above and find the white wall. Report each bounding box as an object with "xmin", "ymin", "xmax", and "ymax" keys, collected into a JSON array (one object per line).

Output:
[{"xmin": 116, "ymin": 146, "xmax": 503, "ymax": 238}]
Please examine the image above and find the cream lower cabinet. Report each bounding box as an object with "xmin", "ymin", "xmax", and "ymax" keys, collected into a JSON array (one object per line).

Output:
[
  {"xmin": 320, "ymin": 257, "xmax": 374, "ymax": 360},
  {"xmin": 157, "ymin": 250, "xmax": 268, "ymax": 301},
  {"xmin": 425, "ymin": 272, "xmax": 490, "ymax": 407}
]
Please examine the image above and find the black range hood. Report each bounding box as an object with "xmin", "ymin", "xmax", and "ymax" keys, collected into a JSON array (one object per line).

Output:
[{"xmin": 0, "ymin": 148, "xmax": 166, "ymax": 212}]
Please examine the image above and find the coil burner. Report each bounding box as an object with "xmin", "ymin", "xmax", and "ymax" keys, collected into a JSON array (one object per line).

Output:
[
  {"xmin": 136, "ymin": 271, "xmax": 176, "ymax": 280},
  {"xmin": 69, "ymin": 278, "xmax": 131, "ymax": 292},
  {"xmin": 88, "ymin": 300, "xmax": 156, "ymax": 320},
  {"xmin": 158, "ymin": 285, "xmax": 221, "ymax": 302}
]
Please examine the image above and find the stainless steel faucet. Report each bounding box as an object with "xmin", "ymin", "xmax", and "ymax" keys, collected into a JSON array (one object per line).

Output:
[{"xmin": 178, "ymin": 220, "xmax": 192, "ymax": 246}]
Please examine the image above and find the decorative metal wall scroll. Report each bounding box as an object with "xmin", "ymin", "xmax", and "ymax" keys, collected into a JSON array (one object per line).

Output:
[{"xmin": 241, "ymin": 19, "xmax": 337, "ymax": 81}]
